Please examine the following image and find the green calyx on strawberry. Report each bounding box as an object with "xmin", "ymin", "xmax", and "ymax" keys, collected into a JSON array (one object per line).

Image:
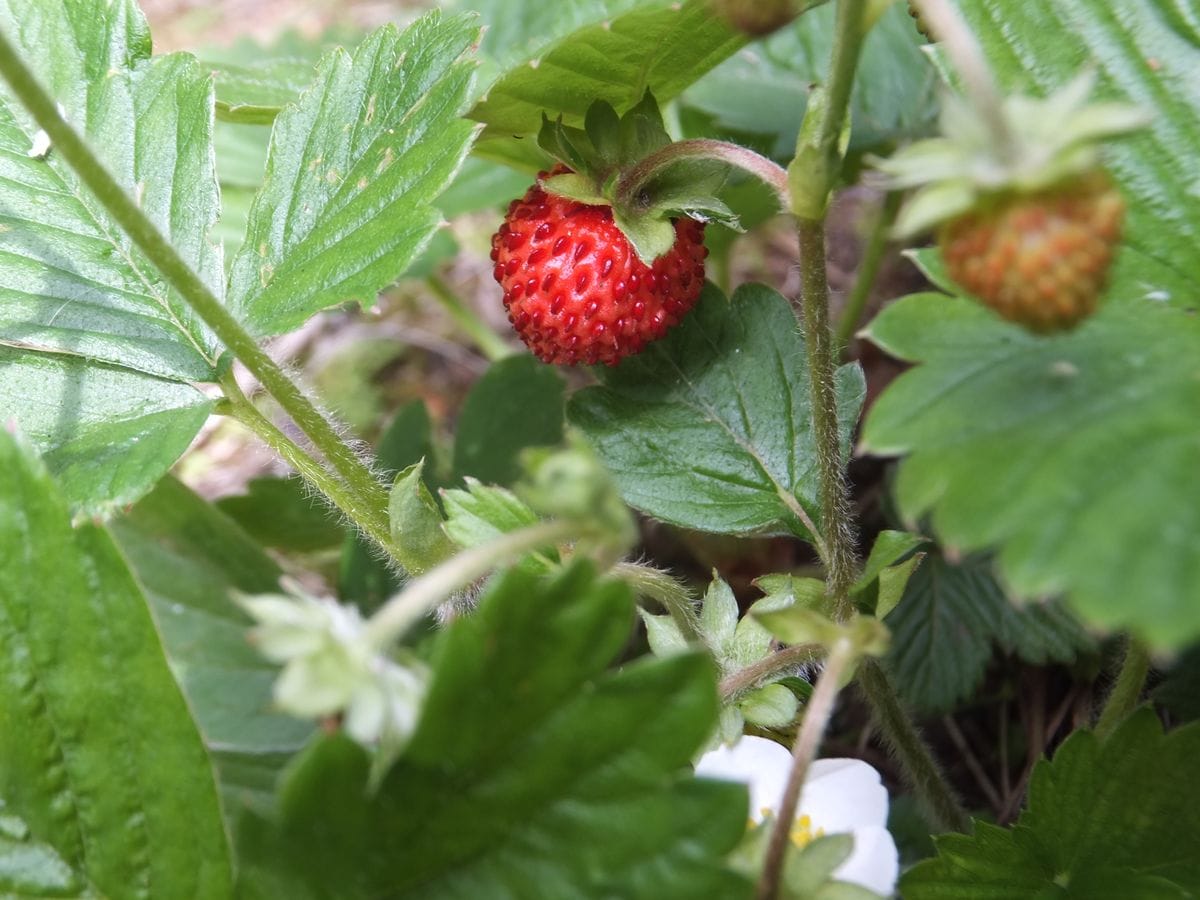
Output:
[
  {"xmin": 874, "ymin": 73, "xmax": 1149, "ymax": 332},
  {"xmin": 491, "ymin": 94, "xmax": 742, "ymax": 366}
]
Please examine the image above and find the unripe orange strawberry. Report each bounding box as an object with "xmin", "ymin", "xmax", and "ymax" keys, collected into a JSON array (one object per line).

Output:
[
  {"xmin": 874, "ymin": 74, "xmax": 1147, "ymax": 333},
  {"xmin": 939, "ymin": 171, "xmax": 1124, "ymax": 332}
]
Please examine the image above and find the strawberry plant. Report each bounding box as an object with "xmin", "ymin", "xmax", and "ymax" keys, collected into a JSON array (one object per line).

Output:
[{"xmin": 0, "ymin": 0, "xmax": 1198, "ymax": 898}]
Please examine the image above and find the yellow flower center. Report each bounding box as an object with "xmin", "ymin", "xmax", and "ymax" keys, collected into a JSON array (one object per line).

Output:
[{"xmin": 790, "ymin": 813, "xmax": 825, "ymax": 849}]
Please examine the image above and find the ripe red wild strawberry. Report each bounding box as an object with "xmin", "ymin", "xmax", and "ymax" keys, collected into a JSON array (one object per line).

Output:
[
  {"xmin": 491, "ymin": 173, "xmax": 708, "ymax": 366},
  {"xmin": 940, "ymin": 172, "xmax": 1124, "ymax": 332}
]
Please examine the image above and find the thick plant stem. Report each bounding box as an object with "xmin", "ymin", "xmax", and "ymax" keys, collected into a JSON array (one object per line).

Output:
[
  {"xmin": 426, "ymin": 274, "xmax": 513, "ymax": 362},
  {"xmin": 0, "ymin": 34, "xmax": 389, "ymax": 528},
  {"xmin": 364, "ymin": 520, "xmax": 581, "ymax": 648},
  {"xmin": 221, "ymin": 373, "xmax": 394, "ymax": 554},
  {"xmin": 758, "ymin": 639, "xmax": 855, "ymax": 900},
  {"xmin": 615, "ymin": 139, "xmax": 791, "ymax": 211},
  {"xmin": 835, "ymin": 190, "xmax": 901, "ymax": 350},
  {"xmin": 1094, "ymin": 637, "xmax": 1152, "ymax": 740},
  {"xmin": 797, "ymin": 219, "xmax": 857, "ymax": 615},
  {"xmin": 857, "ymin": 659, "xmax": 972, "ymax": 833},
  {"xmin": 719, "ymin": 643, "xmax": 817, "ymax": 702}
]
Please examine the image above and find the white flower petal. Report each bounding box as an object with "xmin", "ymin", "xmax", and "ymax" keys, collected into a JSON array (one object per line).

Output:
[
  {"xmin": 695, "ymin": 735, "xmax": 792, "ymax": 823},
  {"xmin": 799, "ymin": 758, "xmax": 889, "ymax": 832},
  {"xmin": 832, "ymin": 825, "xmax": 899, "ymax": 897}
]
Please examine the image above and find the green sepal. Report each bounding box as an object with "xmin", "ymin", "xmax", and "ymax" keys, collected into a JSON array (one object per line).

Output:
[
  {"xmin": 540, "ymin": 172, "xmax": 609, "ymax": 206},
  {"xmin": 537, "ymin": 113, "xmax": 593, "ymax": 176},
  {"xmin": 618, "ymin": 91, "xmax": 673, "ymax": 168},
  {"xmin": 388, "ymin": 459, "xmax": 456, "ymax": 575},
  {"xmin": 737, "ymin": 682, "xmax": 799, "ymax": 729},
  {"xmin": 585, "ymin": 100, "xmax": 623, "ymax": 167},
  {"xmin": 613, "ymin": 205, "xmax": 678, "ymax": 265}
]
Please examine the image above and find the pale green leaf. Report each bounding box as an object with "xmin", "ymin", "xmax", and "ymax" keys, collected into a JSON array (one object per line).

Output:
[
  {"xmin": 0, "ymin": 805, "xmax": 92, "ymax": 897},
  {"xmin": 0, "ymin": 346, "xmax": 212, "ymax": 516},
  {"xmin": 0, "ymin": 433, "xmax": 232, "ymax": 897},
  {"xmin": 569, "ymin": 283, "xmax": 865, "ymax": 541},
  {"xmin": 209, "ymin": 57, "xmax": 319, "ymax": 124},
  {"xmin": 863, "ymin": 291, "xmax": 1200, "ymax": 647},
  {"xmin": 471, "ymin": 0, "xmax": 745, "ymax": 138},
  {"xmin": 0, "ymin": 0, "xmax": 222, "ymax": 380},
  {"xmin": 228, "ymin": 13, "xmax": 479, "ymax": 336},
  {"xmin": 389, "ymin": 460, "xmax": 456, "ymax": 575}
]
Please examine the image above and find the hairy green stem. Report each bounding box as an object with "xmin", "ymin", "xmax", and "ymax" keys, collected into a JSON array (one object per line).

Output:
[
  {"xmin": 857, "ymin": 659, "xmax": 971, "ymax": 833},
  {"xmin": 426, "ymin": 274, "xmax": 513, "ymax": 362},
  {"xmin": 719, "ymin": 643, "xmax": 818, "ymax": 702},
  {"xmin": 221, "ymin": 373, "xmax": 394, "ymax": 553},
  {"xmin": 615, "ymin": 139, "xmax": 790, "ymax": 212},
  {"xmin": 1094, "ymin": 637, "xmax": 1152, "ymax": 740},
  {"xmin": 0, "ymin": 32, "xmax": 390, "ymax": 530},
  {"xmin": 758, "ymin": 638, "xmax": 855, "ymax": 900},
  {"xmin": 364, "ymin": 520, "xmax": 581, "ymax": 648},
  {"xmin": 835, "ymin": 190, "xmax": 901, "ymax": 350},
  {"xmin": 610, "ymin": 561, "xmax": 702, "ymax": 641}
]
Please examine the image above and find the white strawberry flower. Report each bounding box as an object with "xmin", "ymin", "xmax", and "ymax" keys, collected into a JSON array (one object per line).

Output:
[
  {"xmin": 238, "ymin": 590, "xmax": 428, "ymax": 754},
  {"xmin": 696, "ymin": 735, "xmax": 900, "ymax": 897}
]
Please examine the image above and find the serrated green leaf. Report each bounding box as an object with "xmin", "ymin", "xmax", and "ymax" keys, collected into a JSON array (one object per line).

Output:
[
  {"xmin": 863, "ymin": 291, "xmax": 1200, "ymax": 647},
  {"xmin": 209, "ymin": 56, "xmax": 319, "ymax": 124},
  {"xmin": 440, "ymin": 479, "xmax": 559, "ymax": 575},
  {"xmin": 0, "ymin": 433, "xmax": 232, "ymax": 896},
  {"xmin": 452, "ymin": 354, "xmax": 566, "ymax": 486},
  {"xmin": 852, "ymin": 530, "xmax": 925, "ymax": 595},
  {"xmin": 941, "ymin": 0, "xmax": 1200, "ymax": 307},
  {"xmin": 471, "ymin": 0, "xmax": 746, "ymax": 138},
  {"xmin": 0, "ymin": 346, "xmax": 212, "ymax": 516},
  {"xmin": 902, "ymin": 710, "xmax": 1200, "ymax": 897},
  {"xmin": 216, "ymin": 475, "xmax": 345, "ymax": 553},
  {"xmin": 228, "ymin": 13, "xmax": 479, "ymax": 336},
  {"xmin": 569, "ymin": 283, "xmax": 865, "ymax": 541},
  {"xmin": 108, "ymin": 476, "xmax": 314, "ymax": 814},
  {"xmin": 682, "ymin": 2, "xmax": 938, "ymax": 160},
  {"xmin": 235, "ymin": 564, "xmax": 752, "ymax": 899},
  {"xmin": 884, "ymin": 554, "xmax": 1093, "ymax": 713},
  {"xmin": 389, "ymin": 460, "xmax": 456, "ymax": 575},
  {"xmin": 0, "ymin": 0, "xmax": 223, "ymax": 381}
]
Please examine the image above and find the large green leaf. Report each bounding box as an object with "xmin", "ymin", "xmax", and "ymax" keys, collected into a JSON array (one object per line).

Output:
[
  {"xmin": 0, "ymin": 432, "xmax": 232, "ymax": 897},
  {"xmin": 902, "ymin": 710, "xmax": 1200, "ymax": 898},
  {"xmin": 682, "ymin": 2, "xmax": 938, "ymax": 159},
  {"xmin": 941, "ymin": 0, "xmax": 1200, "ymax": 307},
  {"xmin": 0, "ymin": 804, "xmax": 91, "ymax": 897},
  {"xmin": 109, "ymin": 476, "xmax": 314, "ymax": 814},
  {"xmin": 0, "ymin": 345, "xmax": 212, "ymax": 515},
  {"xmin": 452, "ymin": 354, "xmax": 565, "ymax": 486},
  {"xmin": 861, "ymin": 293, "xmax": 1200, "ymax": 647},
  {"xmin": 236, "ymin": 564, "xmax": 751, "ymax": 899},
  {"xmin": 470, "ymin": 0, "xmax": 746, "ymax": 137},
  {"xmin": 569, "ymin": 283, "xmax": 865, "ymax": 540},
  {"xmin": 0, "ymin": 0, "xmax": 222, "ymax": 380},
  {"xmin": 885, "ymin": 553, "xmax": 1092, "ymax": 713},
  {"xmin": 227, "ymin": 13, "xmax": 479, "ymax": 336}
]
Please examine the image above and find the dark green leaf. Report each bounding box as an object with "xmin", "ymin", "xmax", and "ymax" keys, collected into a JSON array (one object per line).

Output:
[
  {"xmin": 0, "ymin": 346, "xmax": 212, "ymax": 516},
  {"xmin": 569, "ymin": 283, "xmax": 865, "ymax": 540},
  {"xmin": 682, "ymin": 3, "xmax": 938, "ymax": 159},
  {"xmin": 228, "ymin": 14, "xmax": 479, "ymax": 336},
  {"xmin": 885, "ymin": 554, "xmax": 1093, "ymax": 713},
  {"xmin": 0, "ymin": 433, "xmax": 232, "ymax": 896},
  {"xmin": 109, "ymin": 476, "xmax": 314, "ymax": 814},
  {"xmin": 0, "ymin": 0, "xmax": 223, "ymax": 381},
  {"xmin": 471, "ymin": 0, "xmax": 746, "ymax": 138},
  {"xmin": 216, "ymin": 476, "xmax": 344, "ymax": 553},
  {"xmin": 236, "ymin": 564, "xmax": 752, "ymax": 899},
  {"xmin": 902, "ymin": 710, "xmax": 1200, "ymax": 897},
  {"xmin": 944, "ymin": 0, "xmax": 1200, "ymax": 307},
  {"xmin": 452, "ymin": 354, "xmax": 566, "ymax": 485},
  {"xmin": 863, "ymin": 292, "xmax": 1200, "ymax": 647}
]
